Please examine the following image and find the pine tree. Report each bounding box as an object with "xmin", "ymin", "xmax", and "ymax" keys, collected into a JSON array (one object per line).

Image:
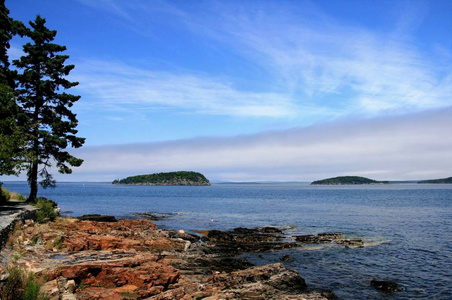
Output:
[
  {"xmin": 0, "ymin": 1, "xmax": 26, "ymax": 177},
  {"xmin": 0, "ymin": 0, "xmax": 14, "ymax": 81},
  {"xmin": 13, "ymin": 15, "xmax": 85, "ymax": 202}
]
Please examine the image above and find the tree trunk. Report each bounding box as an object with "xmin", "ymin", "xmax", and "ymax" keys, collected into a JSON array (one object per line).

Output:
[{"xmin": 27, "ymin": 161, "xmax": 38, "ymax": 203}]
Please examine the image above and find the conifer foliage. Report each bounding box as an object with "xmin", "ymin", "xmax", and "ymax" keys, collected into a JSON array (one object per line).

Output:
[
  {"xmin": 0, "ymin": 0, "xmax": 25, "ymax": 177},
  {"xmin": 4, "ymin": 12, "xmax": 85, "ymax": 202},
  {"xmin": 13, "ymin": 16, "xmax": 85, "ymax": 201}
]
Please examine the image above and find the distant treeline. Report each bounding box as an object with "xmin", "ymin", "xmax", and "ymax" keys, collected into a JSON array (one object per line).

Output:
[
  {"xmin": 311, "ymin": 175, "xmax": 452, "ymax": 185},
  {"xmin": 418, "ymin": 177, "xmax": 452, "ymax": 184},
  {"xmin": 311, "ymin": 176, "xmax": 389, "ymax": 185},
  {"xmin": 112, "ymin": 171, "xmax": 210, "ymax": 186}
]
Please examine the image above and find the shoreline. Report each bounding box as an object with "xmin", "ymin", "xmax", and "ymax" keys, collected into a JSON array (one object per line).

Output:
[{"xmin": 0, "ymin": 209, "xmax": 340, "ymax": 299}]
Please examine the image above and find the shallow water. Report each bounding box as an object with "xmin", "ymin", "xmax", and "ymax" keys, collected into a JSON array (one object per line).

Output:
[{"xmin": 3, "ymin": 182, "xmax": 452, "ymax": 299}]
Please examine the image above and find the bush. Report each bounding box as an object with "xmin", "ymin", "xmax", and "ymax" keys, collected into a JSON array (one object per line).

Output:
[
  {"xmin": 23, "ymin": 273, "xmax": 43, "ymax": 300},
  {"xmin": 1, "ymin": 267, "xmax": 24, "ymax": 300},
  {"xmin": 35, "ymin": 198, "xmax": 58, "ymax": 223},
  {"xmin": 0, "ymin": 267, "xmax": 47, "ymax": 300}
]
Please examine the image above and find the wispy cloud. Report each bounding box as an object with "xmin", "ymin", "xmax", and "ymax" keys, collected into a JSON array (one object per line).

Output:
[
  {"xmin": 73, "ymin": 1, "xmax": 452, "ymax": 121},
  {"xmin": 72, "ymin": 59, "xmax": 301, "ymax": 118},
  {"xmin": 74, "ymin": 0, "xmax": 134, "ymax": 21},
  {"xmin": 207, "ymin": 3, "xmax": 451, "ymax": 114},
  {"xmin": 67, "ymin": 107, "xmax": 452, "ymax": 182}
]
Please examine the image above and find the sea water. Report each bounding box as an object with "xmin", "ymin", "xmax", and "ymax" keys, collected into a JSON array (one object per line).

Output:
[{"xmin": 3, "ymin": 182, "xmax": 451, "ymax": 299}]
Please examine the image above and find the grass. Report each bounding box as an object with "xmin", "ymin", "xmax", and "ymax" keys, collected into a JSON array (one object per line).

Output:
[
  {"xmin": 0, "ymin": 184, "xmax": 26, "ymax": 204},
  {"xmin": 0, "ymin": 185, "xmax": 11, "ymax": 204}
]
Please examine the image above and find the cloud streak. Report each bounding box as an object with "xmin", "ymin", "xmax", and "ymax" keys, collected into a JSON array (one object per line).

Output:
[
  {"xmin": 72, "ymin": 59, "xmax": 299, "ymax": 118},
  {"xmin": 72, "ymin": 1, "xmax": 452, "ymax": 122},
  {"xmin": 68, "ymin": 107, "xmax": 452, "ymax": 182},
  {"xmin": 209, "ymin": 2, "xmax": 451, "ymax": 113}
]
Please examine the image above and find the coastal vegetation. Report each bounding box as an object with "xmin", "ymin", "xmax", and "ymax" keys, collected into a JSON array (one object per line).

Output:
[
  {"xmin": 0, "ymin": 183, "xmax": 10, "ymax": 204},
  {"xmin": 311, "ymin": 176, "xmax": 389, "ymax": 185},
  {"xmin": 418, "ymin": 177, "xmax": 452, "ymax": 184},
  {"xmin": 0, "ymin": 184, "xmax": 58, "ymax": 223},
  {"xmin": 0, "ymin": 3, "xmax": 84, "ymax": 202},
  {"xmin": 112, "ymin": 171, "xmax": 211, "ymax": 186},
  {"xmin": 0, "ymin": 266, "xmax": 47, "ymax": 300}
]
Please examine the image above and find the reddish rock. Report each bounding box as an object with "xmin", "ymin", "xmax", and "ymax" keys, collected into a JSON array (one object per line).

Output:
[
  {"xmin": 1, "ymin": 218, "xmax": 338, "ymax": 299},
  {"xmin": 46, "ymin": 253, "xmax": 180, "ymax": 299}
]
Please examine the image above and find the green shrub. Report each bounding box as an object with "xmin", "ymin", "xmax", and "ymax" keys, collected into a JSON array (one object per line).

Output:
[
  {"xmin": 23, "ymin": 273, "xmax": 40, "ymax": 300},
  {"xmin": 1, "ymin": 267, "xmax": 24, "ymax": 300},
  {"xmin": 0, "ymin": 267, "xmax": 48, "ymax": 300},
  {"xmin": 36, "ymin": 198, "xmax": 58, "ymax": 223}
]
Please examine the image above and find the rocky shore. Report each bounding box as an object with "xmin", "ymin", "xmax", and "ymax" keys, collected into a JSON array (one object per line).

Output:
[{"xmin": 0, "ymin": 213, "xmax": 360, "ymax": 299}]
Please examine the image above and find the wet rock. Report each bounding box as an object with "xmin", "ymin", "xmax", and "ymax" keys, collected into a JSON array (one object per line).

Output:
[
  {"xmin": 203, "ymin": 227, "xmax": 297, "ymax": 253},
  {"xmin": 337, "ymin": 238, "xmax": 365, "ymax": 248},
  {"xmin": 167, "ymin": 229, "xmax": 200, "ymax": 243},
  {"xmin": 132, "ymin": 212, "xmax": 172, "ymax": 221},
  {"xmin": 370, "ymin": 279, "xmax": 399, "ymax": 293},
  {"xmin": 78, "ymin": 214, "xmax": 117, "ymax": 222},
  {"xmin": 295, "ymin": 233, "xmax": 343, "ymax": 244},
  {"xmin": 295, "ymin": 233, "xmax": 365, "ymax": 248},
  {"xmin": 280, "ymin": 254, "xmax": 295, "ymax": 262}
]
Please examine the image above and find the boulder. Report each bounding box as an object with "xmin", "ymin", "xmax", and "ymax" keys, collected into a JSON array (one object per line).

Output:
[
  {"xmin": 370, "ymin": 279, "xmax": 399, "ymax": 293},
  {"xmin": 78, "ymin": 214, "xmax": 117, "ymax": 222}
]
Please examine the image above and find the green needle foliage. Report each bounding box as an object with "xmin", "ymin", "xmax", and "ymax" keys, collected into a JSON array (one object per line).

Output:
[
  {"xmin": 1, "ymin": 3, "xmax": 84, "ymax": 200},
  {"xmin": 0, "ymin": 1, "xmax": 26, "ymax": 177},
  {"xmin": 12, "ymin": 15, "xmax": 85, "ymax": 202}
]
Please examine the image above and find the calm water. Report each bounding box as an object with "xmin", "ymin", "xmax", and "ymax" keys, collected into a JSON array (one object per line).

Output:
[{"xmin": 3, "ymin": 182, "xmax": 451, "ymax": 299}]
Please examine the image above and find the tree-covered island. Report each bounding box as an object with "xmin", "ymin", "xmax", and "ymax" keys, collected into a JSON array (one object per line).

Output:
[
  {"xmin": 112, "ymin": 171, "xmax": 211, "ymax": 186},
  {"xmin": 311, "ymin": 176, "xmax": 389, "ymax": 185},
  {"xmin": 418, "ymin": 177, "xmax": 452, "ymax": 184}
]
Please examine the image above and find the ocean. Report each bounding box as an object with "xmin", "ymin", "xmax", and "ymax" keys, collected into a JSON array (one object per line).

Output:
[{"xmin": 2, "ymin": 182, "xmax": 451, "ymax": 299}]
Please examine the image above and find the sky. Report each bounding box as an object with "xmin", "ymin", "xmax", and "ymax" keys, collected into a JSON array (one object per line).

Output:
[{"xmin": 2, "ymin": 0, "xmax": 452, "ymax": 182}]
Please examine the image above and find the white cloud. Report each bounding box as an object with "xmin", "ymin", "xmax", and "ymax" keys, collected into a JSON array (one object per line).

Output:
[
  {"xmin": 72, "ymin": 1, "xmax": 452, "ymax": 121},
  {"xmin": 71, "ymin": 59, "xmax": 299, "ymax": 118},
  {"xmin": 212, "ymin": 7, "xmax": 451, "ymax": 114},
  {"xmin": 64, "ymin": 106, "xmax": 452, "ymax": 182},
  {"xmin": 74, "ymin": 0, "xmax": 133, "ymax": 21}
]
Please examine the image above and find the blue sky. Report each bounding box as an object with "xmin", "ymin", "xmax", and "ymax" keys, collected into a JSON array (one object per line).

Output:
[{"xmin": 3, "ymin": 0, "xmax": 452, "ymax": 182}]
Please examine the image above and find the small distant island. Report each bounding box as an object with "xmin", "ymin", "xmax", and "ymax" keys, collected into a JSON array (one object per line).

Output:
[
  {"xmin": 418, "ymin": 177, "xmax": 452, "ymax": 184},
  {"xmin": 112, "ymin": 171, "xmax": 211, "ymax": 186},
  {"xmin": 311, "ymin": 176, "xmax": 389, "ymax": 185}
]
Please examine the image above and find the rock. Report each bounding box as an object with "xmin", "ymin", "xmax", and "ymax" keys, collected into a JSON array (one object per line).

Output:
[
  {"xmin": 64, "ymin": 279, "xmax": 76, "ymax": 293},
  {"xmin": 295, "ymin": 233, "xmax": 365, "ymax": 248},
  {"xmin": 280, "ymin": 254, "xmax": 295, "ymax": 262},
  {"xmin": 337, "ymin": 238, "xmax": 364, "ymax": 248},
  {"xmin": 47, "ymin": 253, "xmax": 180, "ymax": 299},
  {"xmin": 203, "ymin": 227, "xmax": 297, "ymax": 253},
  {"xmin": 167, "ymin": 230, "xmax": 200, "ymax": 243},
  {"xmin": 78, "ymin": 214, "xmax": 117, "ymax": 222},
  {"xmin": 132, "ymin": 212, "xmax": 171, "ymax": 221},
  {"xmin": 61, "ymin": 292, "xmax": 77, "ymax": 300},
  {"xmin": 207, "ymin": 263, "xmax": 308, "ymax": 298},
  {"xmin": 0, "ymin": 218, "xmax": 338, "ymax": 299},
  {"xmin": 370, "ymin": 279, "xmax": 399, "ymax": 293},
  {"xmin": 40, "ymin": 279, "xmax": 59, "ymax": 300},
  {"xmin": 295, "ymin": 233, "xmax": 343, "ymax": 244}
]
